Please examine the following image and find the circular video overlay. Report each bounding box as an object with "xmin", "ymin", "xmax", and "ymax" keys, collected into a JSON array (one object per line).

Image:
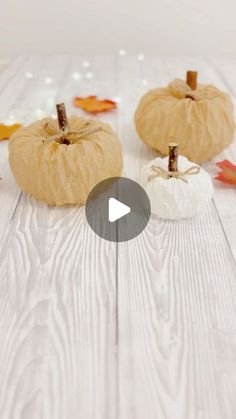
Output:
[{"xmin": 85, "ymin": 177, "xmax": 151, "ymax": 242}]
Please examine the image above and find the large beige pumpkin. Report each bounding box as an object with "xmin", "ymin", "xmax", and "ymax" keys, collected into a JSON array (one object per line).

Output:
[
  {"xmin": 135, "ymin": 76, "xmax": 235, "ymax": 163},
  {"xmin": 9, "ymin": 115, "xmax": 123, "ymax": 206}
]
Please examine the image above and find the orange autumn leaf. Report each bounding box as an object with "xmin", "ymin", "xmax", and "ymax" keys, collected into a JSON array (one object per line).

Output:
[
  {"xmin": 215, "ymin": 160, "xmax": 236, "ymax": 185},
  {"xmin": 73, "ymin": 95, "xmax": 117, "ymax": 114},
  {"xmin": 0, "ymin": 123, "xmax": 22, "ymax": 141}
]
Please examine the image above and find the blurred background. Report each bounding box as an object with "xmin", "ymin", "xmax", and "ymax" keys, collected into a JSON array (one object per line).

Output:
[{"xmin": 0, "ymin": 0, "xmax": 235, "ymax": 58}]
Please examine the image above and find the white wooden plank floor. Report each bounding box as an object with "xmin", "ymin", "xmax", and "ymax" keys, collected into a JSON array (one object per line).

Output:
[{"xmin": 0, "ymin": 56, "xmax": 236, "ymax": 419}]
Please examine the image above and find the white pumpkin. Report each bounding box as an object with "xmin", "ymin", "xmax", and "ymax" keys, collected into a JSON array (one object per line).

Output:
[{"xmin": 139, "ymin": 153, "xmax": 213, "ymax": 220}]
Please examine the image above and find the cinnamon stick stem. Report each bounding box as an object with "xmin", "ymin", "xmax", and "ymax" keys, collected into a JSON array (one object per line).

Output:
[
  {"xmin": 56, "ymin": 103, "xmax": 68, "ymax": 131},
  {"xmin": 186, "ymin": 71, "xmax": 198, "ymax": 90},
  {"xmin": 168, "ymin": 143, "xmax": 178, "ymax": 173},
  {"xmin": 56, "ymin": 103, "xmax": 70, "ymax": 144}
]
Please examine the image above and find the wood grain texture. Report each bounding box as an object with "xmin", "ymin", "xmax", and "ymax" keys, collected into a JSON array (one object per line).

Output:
[
  {"xmin": 0, "ymin": 57, "xmax": 117, "ymax": 419},
  {"xmin": 117, "ymin": 56, "xmax": 236, "ymax": 419},
  {"xmin": 0, "ymin": 56, "xmax": 47, "ymax": 243},
  {"xmin": 0, "ymin": 56, "xmax": 236, "ymax": 419}
]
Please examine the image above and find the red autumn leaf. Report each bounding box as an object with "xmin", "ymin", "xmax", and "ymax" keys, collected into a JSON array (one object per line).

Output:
[
  {"xmin": 73, "ymin": 95, "xmax": 117, "ymax": 114},
  {"xmin": 215, "ymin": 160, "xmax": 236, "ymax": 185}
]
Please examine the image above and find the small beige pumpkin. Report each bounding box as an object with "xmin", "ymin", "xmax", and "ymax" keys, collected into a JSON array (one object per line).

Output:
[
  {"xmin": 9, "ymin": 104, "xmax": 123, "ymax": 206},
  {"xmin": 135, "ymin": 71, "xmax": 235, "ymax": 164}
]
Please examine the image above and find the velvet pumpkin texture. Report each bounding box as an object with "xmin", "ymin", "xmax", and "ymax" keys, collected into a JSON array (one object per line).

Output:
[
  {"xmin": 140, "ymin": 155, "xmax": 213, "ymax": 219},
  {"xmin": 135, "ymin": 72, "xmax": 235, "ymax": 164},
  {"xmin": 139, "ymin": 143, "xmax": 213, "ymax": 220},
  {"xmin": 9, "ymin": 106, "xmax": 123, "ymax": 206}
]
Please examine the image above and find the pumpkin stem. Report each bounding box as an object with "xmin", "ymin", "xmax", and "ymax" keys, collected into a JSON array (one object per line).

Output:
[
  {"xmin": 168, "ymin": 143, "xmax": 178, "ymax": 174},
  {"xmin": 56, "ymin": 103, "xmax": 70, "ymax": 145},
  {"xmin": 186, "ymin": 71, "xmax": 198, "ymax": 90}
]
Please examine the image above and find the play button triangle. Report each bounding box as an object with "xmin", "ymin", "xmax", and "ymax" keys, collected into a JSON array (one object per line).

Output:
[
  {"xmin": 86, "ymin": 177, "xmax": 151, "ymax": 242},
  {"xmin": 108, "ymin": 197, "xmax": 131, "ymax": 222}
]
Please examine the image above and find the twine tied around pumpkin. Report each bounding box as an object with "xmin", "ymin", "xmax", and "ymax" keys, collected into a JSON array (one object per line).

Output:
[
  {"xmin": 43, "ymin": 102, "xmax": 103, "ymax": 145},
  {"xmin": 43, "ymin": 124, "xmax": 103, "ymax": 144},
  {"xmin": 148, "ymin": 165, "xmax": 200, "ymax": 183}
]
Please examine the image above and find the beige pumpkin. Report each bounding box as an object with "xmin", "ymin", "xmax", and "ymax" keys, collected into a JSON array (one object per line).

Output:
[
  {"xmin": 135, "ymin": 71, "xmax": 235, "ymax": 164},
  {"xmin": 9, "ymin": 106, "xmax": 123, "ymax": 206}
]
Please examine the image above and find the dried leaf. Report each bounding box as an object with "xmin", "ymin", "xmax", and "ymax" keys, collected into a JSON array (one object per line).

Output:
[
  {"xmin": 215, "ymin": 160, "xmax": 236, "ymax": 185},
  {"xmin": 73, "ymin": 95, "xmax": 117, "ymax": 114},
  {"xmin": 0, "ymin": 123, "xmax": 22, "ymax": 141}
]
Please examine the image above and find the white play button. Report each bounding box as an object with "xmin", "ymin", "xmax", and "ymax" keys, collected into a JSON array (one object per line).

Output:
[
  {"xmin": 108, "ymin": 197, "xmax": 131, "ymax": 222},
  {"xmin": 86, "ymin": 177, "xmax": 151, "ymax": 242}
]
